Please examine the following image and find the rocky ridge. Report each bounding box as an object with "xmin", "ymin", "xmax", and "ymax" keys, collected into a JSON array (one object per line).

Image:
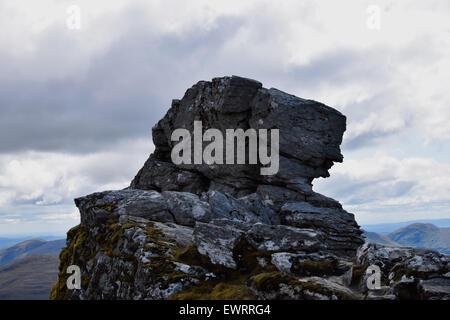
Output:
[{"xmin": 51, "ymin": 76, "xmax": 449, "ymax": 300}]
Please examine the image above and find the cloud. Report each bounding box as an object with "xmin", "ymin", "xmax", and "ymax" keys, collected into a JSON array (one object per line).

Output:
[
  {"xmin": 1, "ymin": 0, "xmax": 449, "ymax": 154},
  {"xmin": 314, "ymin": 153, "xmax": 450, "ymax": 224},
  {"xmin": 0, "ymin": 0, "xmax": 450, "ymax": 233},
  {"xmin": 0, "ymin": 138, "xmax": 152, "ymax": 235},
  {"xmin": 0, "ymin": 1, "xmax": 250, "ymax": 153},
  {"xmin": 0, "ymin": 138, "xmax": 151, "ymax": 206}
]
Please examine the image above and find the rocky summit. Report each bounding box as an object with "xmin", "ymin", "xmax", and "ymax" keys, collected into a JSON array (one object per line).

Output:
[{"xmin": 51, "ymin": 76, "xmax": 449, "ymax": 300}]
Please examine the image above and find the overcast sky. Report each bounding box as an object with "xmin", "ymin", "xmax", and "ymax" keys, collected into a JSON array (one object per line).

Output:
[{"xmin": 0, "ymin": 0, "xmax": 449, "ymax": 236}]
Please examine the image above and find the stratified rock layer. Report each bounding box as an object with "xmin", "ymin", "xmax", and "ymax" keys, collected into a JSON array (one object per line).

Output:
[{"xmin": 51, "ymin": 76, "xmax": 449, "ymax": 300}]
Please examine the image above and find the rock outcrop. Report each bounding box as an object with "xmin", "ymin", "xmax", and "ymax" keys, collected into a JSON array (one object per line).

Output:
[
  {"xmin": 51, "ymin": 76, "xmax": 449, "ymax": 300},
  {"xmin": 353, "ymin": 243, "xmax": 450, "ymax": 300}
]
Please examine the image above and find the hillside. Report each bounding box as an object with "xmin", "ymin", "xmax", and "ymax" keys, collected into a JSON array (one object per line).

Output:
[
  {"xmin": 389, "ymin": 223, "xmax": 450, "ymax": 254},
  {"xmin": 363, "ymin": 231, "xmax": 400, "ymax": 247},
  {"xmin": 0, "ymin": 239, "xmax": 65, "ymax": 266},
  {"xmin": 0, "ymin": 254, "xmax": 59, "ymax": 300},
  {"xmin": 0, "ymin": 238, "xmax": 28, "ymax": 250},
  {"xmin": 363, "ymin": 223, "xmax": 450, "ymax": 254},
  {"xmin": 362, "ymin": 219, "xmax": 450, "ymax": 233}
]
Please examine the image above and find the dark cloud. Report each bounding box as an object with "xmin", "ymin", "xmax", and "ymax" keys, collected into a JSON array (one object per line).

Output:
[
  {"xmin": 343, "ymin": 127, "xmax": 407, "ymax": 150},
  {"xmin": 315, "ymin": 172, "xmax": 417, "ymax": 206},
  {"xmin": 286, "ymin": 48, "xmax": 391, "ymax": 88},
  {"xmin": 0, "ymin": 13, "xmax": 246, "ymax": 154},
  {"xmin": 0, "ymin": 3, "xmax": 437, "ymax": 156},
  {"xmin": 346, "ymin": 180, "xmax": 416, "ymax": 205}
]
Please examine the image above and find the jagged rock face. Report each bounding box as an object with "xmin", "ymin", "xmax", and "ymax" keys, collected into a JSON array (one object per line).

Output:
[
  {"xmin": 51, "ymin": 76, "xmax": 449, "ymax": 300},
  {"xmin": 128, "ymin": 75, "xmax": 364, "ymax": 257},
  {"xmin": 131, "ymin": 76, "xmax": 346, "ymax": 196}
]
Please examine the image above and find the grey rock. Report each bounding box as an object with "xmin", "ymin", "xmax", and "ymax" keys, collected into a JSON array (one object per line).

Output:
[
  {"xmin": 306, "ymin": 192, "xmax": 342, "ymax": 209},
  {"xmin": 75, "ymin": 189, "xmax": 174, "ymax": 227},
  {"xmin": 130, "ymin": 158, "xmax": 208, "ymax": 194},
  {"xmin": 246, "ymin": 224, "xmax": 325, "ymax": 253},
  {"xmin": 280, "ymin": 201, "xmax": 363, "ymax": 257},
  {"xmin": 162, "ymin": 191, "xmax": 211, "ymax": 226},
  {"xmin": 356, "ymin": 243, "xmax": 449, "ymax": 277},
  {"xmin": 59, "ymin": 214, "xmax": 208, "ymax": 300},
  {"xmin": 271, "ymin": 252, "xmax": 352, "ymax": 277},
  {"xmin": 131, "ymin": 75, "xmax": 347, "ymax": 196},
  {"xmin": 247, "ymin": 274, "xmax": 360, "ymax": 300},
  {"xmin": 209, "ymin": 218, "xmax": 252, "ymax": 231},
  {"xmin": 193, "ymin": 220, "xmax": 246, "ymax": 269},
  {"xmin": 249, "ymin": 87, "xmax": 345, "ymax": 164},
  {"xmin": 119, "ymin": 215, "xmax": 194, "ymax": 248},
  {"xmin": 201, "ymin": 191, "xmax": 278, "ymax": 225},
  {"xmin": 354, "ymin": 242, "xmax": 450, "ymax": 299},
  {"xmin": 236, "ymin": 193, "xmax": 280, "ymax": 225},
  {"xmin": 201, "ymin": 190, "xmax": 254, "ymax": 222},
  {"xmin": 419, "ymin": 278, "xmax": 450, "ymax": 300},
  {"xmin": 256, "ymin": 185, "xmax": 306, "ymax": 211}
]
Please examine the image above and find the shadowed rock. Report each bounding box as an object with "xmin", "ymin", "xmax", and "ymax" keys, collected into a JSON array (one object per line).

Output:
[{"xmin": 131, "ymin": 76, "xmax": 346, "ymax": 196}]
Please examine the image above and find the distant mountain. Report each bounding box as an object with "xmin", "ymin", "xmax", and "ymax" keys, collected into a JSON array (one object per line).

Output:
[
  {"xmin": 363, "ymin": 223, "xmax": 450, "ymax": 254},
  {"xmin": 0, "ymin": 236, "xmax": 66, "ymax": 250},
  {"xmin": 362, "ymin": 218, "xmax": 450, "ymax": 233},
  {"xmin": 0, "ymin": 237, "xmax": 28, "ymax": 250},
  {"xmin": 389, "ymin": 223, "xmax": 450, "ymax": 254},
  {"xmin": 0, "ymin": 254, "xmax": 59, "ymax": 300},
  {"xmin": 0, "ymin": 239, "xmax": 65, "ymax": 266},
  {"xmin": 363, "ymin": 231, "xmax": 400, "ymax": 247}
]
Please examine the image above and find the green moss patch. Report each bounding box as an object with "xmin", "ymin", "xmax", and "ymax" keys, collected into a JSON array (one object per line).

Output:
[
  {"xmin": 296, "ymin": 259, "xmax": 338, "ymax": 276},
  {"xmin": 169, "ymin": 280, "xmax": 253, "ymax": 300},
  {"xmin": 248, "ymin": 271, "xmax": 356, "ymax": 300},
  {"xmin": 168, "ymin": 237, "xmax": 279, "ymax": 300},
  {"xmin": 93, "ymin": 202, "xmax": 118, "ymax": 212}
]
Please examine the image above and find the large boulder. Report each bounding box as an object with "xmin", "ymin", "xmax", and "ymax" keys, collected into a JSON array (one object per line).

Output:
[
  {"xmin": 131, "ymin": 76, "xmax": 346, "ymax": 196},
  {"xmin": 51, "ymin": 76, "xmax": 448, "ymax": 301},
  {"xmin": 130, "ymin": 75, "xmax": 364, "ymax": 259}
]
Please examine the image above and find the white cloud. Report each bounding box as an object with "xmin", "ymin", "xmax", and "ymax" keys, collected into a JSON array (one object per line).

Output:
[
  {"xmin": 0, "ymin": 138, "xmax": 151, "ymax": 205},
  {"xmin": 314, "ymin": 152, "xmax": 450, "ymax": 224},
  {"xmin": 0, "ymin": 138, "xmax": 152, "ymax": 234},
  {"xmin": 0, "ymin": 0, "xmax": 450, "ymax": 234}
]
